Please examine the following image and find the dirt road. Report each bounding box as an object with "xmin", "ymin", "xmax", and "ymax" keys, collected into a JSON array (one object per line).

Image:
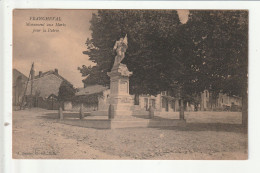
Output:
[{"xmin": 13, "ymin": 108, "xmax": 247, "ymax": 159}]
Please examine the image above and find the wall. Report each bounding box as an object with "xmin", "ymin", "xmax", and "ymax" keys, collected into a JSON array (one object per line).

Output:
[
  {"xmin": 200, "ymin": 90, "xmax": 210, "ymax": 111},
  {"xmin": 98, "ymin": 90, "xmax": 110, "ymax": 111},
  {"xmin": 13, "ymin": 77, "xmax": 27, "ymax": 105},
  {"xmin": 26, "ymin": 74, "xmax": 63, "ymax": 98},
  {"xmin": 137, "ymin": 94, "xmax": 180, "ymax": 112},
  {"xmin": 217, "ymin": 93, "xmax": 242, "ymax": 110},
  {"xmin": 201, "ymin": 91, "xmax": 242, "ymax": 111},
  {"xmin": 64, "ymin": 101, "xmax": 98, "ymax": 112},
  {"xmin": 139, "ymin": 95, "xmax": 160, "ymax": 111},
  {"xmin": 36, "ymin": 97, "xmax": 60, "ymax": 110}
]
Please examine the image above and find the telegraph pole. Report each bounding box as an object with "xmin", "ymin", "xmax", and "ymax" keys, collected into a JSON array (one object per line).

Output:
[
  {"xmin": 20, "ymin": 62, "xmax": 34, "ymax": 110},
  {"xmin": 30, "ymin": 62, "xmax": 35, "ymax": 96}
]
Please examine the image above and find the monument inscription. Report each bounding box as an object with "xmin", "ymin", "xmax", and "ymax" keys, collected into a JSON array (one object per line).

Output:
[
  {"xmin": 119, "ymin": 80, "xmax": 128, "ymax": 93},
  {"xmin": 121, "ymin": 97, "xmax": 131, "ymax": 103}
]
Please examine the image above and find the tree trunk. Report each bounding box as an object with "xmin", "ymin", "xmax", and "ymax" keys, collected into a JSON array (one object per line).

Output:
[
  {"xmin": 108, "ymin": 104, "xmax": 114, "ymax": 119},
  {"xmin": 59, "ymin": 106, "xmax": 63, "ymax": 120},
  {"xmin": 79, "ymin": 103, "xmax": 84, "ymax": 119},
  {"xmin": 179, "ymin": 99, "xmax": 184, "ymax": 120},
  {"xmin": 149, "ymin": 106, "xmax": 154, "ymax": 119},
  {"xmin": 134, "ymin": 94, "xmax": 140, "ymax": 105},
  {"xmin": 242, "ymin": 90, "xmax": 248, "ymax": 128}
]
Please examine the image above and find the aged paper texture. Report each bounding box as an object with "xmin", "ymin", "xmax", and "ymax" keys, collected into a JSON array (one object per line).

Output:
[{"xmin": 12, "ymin": 9, "xmax": 248, "ymax": 160}]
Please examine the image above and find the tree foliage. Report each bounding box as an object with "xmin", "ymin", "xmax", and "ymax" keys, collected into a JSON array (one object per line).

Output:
[
  {"xmin": 58, "ymin": 81, "xmax": 76, "ymax": 101},
  {"xmin": 80, "ymin": 10, "xmax": 194, "ymax": 96},
  {"xmin": 79, "ymin": 10, "xmax": 248, "ymax": 101},
  {"xmin": 187, "ymin": 10, "xmax": 248, "ymax": 97}
]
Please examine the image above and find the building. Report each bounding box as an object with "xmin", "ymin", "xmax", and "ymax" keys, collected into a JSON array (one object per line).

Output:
[
  {"xmin": 24, "ymin": 68, "xmax": 73, "ymax": 109},
  {"xmin": 64, "ymin": 85, "xmax": 110, "ymax": 113},
  {"xmin": 69, "ymin": 72, "xmax": 200, "ymax": 114},
  {"xmin": 73, "ymin": 83, "xmax": 242, "ymax": 114},
  {"xmin": 26, "ymin": 68, "xmax": 72, "ymax": 99},
  {"xmin": 200, "ymin": 90, "xmax": 242, "ymax": 111},
  {"xmin": 217, "ymin": 93, "xmax": 242, "ymax": 111},
  {"xmin": 70, "ymin": 74, "xmax": 241, "ymax": 114},
  {"xmin": 13, "ymin": 69, "xmax": 28, "ymax": 106},
  {"xmin": 67, "ymin": 76, "xmax": 185, "ymax": 114},
  {"xmin": 135, "ymin": 92, "xmax": 181, "ymax": 113}
]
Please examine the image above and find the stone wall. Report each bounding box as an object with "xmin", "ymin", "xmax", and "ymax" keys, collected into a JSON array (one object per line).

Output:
[
  {"xmin": 98, "ymin": 90, "xmax": 110, "ymax": 111},
  {"xmin": 64, "ymin": 101, "xmax": 98, "ymax": 112}
]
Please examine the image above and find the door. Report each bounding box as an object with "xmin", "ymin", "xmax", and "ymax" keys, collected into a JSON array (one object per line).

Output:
[
  {"xmin": 150, "ymin": 99, "xmax": 156, "ymax": 109},
  {"xmin": 144, "ymin": 98, "xmax": 148, "ymax": 110}
]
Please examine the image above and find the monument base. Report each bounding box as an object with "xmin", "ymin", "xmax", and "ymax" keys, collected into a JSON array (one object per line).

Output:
[
  {"xmin": 107, "ymin": 63, "xmax": 134, "ymax": 119},
  {"xmin": 111, "ymin": 118, "xmax": 186, "ymax": 129},
  {"xmin": 112, "ymin": 110, "xmax": 133, "ymax": 117},
  {"xmin": 91, "ymin": 110, "xmax": 108, "ymax": 116},
  {"xmin": 90, "ymin": 110, "xmax": 133, "ymax": 117},
  {"xmin": 59, "ymin": 115, "xmax": 186, "ymax": 129}
]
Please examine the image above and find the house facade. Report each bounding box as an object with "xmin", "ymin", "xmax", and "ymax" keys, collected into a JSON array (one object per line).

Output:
[
  {"xmin": 78, "ymin": 88, "xmax": 242, "ymax": 114},
  {"xmin": 200, "ymin": 90, "xmax": 242, "ymax": 111},
  {"xmin": 13, "ymin": 69, "xmax": 28, "ymax": 106},
  {"xmin": 24, "ymin": 68, "xmax": 73, "ymax": 109},
  {"xmin": 66, "ymin": 82, "xmax": 185, "ymax": 115},
  {"xmin": 64, "ymin": 85, "xmax": 110, "ymax": 112},
  {"xmin": 26, "ymin": 69, "xmax": 71, "ymax": 99},
  {"xmin": 135, "ymin": 92, "xmax": 180, "ymax": 113}
]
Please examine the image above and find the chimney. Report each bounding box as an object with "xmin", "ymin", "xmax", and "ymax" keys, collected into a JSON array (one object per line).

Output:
[
  {"xmin": 54, "ymin": 69, "xmax": 58, "ymax": 74},
  {"xmin": 30, "ymin": 63, "xmax": 35, "ymax": 80},
  {"xmin": 39, "ymin": 71, "xmax": 42, "ymax": 77}
]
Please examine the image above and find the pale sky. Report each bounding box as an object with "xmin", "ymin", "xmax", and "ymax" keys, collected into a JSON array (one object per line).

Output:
[
  {"xmin": 177, "ymin": 10, "xmax": 190, "ymax": 24},
  {"xmin": 13, "ymin": 9, "xmax": 189, "ymax": 88},
  {"xmin": 13, "ymin": 9, "xmax": 96, "ymax": 88}
]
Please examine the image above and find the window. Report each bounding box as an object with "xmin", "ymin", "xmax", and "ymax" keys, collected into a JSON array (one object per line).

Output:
[
  {"xmin": 162, "ymin": 98, "xmax": 167, "ymax": 108},
  {"xmin": 150, "ymin": 99, "xmax": 156, "ymax": 109},
  {"xmin": 171, "ymin": 101, "xmax": 175, "ymax": 111},
  {"xmin": 162, "ymin": 91, "xmax": 167, "ymax": 96}
]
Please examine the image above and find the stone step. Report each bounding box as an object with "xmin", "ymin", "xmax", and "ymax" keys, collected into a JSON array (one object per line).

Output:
[{"xmin": 59, "ymin": 115, "xmax": 186, "ymax": 129}]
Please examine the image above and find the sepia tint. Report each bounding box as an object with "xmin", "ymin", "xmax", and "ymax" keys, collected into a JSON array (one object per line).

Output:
[{"xmin": 13, "ymin": 9, "xmax": 248, "ymax": 160}]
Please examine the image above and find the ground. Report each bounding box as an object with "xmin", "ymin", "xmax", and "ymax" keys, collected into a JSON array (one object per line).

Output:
[{"xmin": 13, "ymin": 108, "xmax": 247, "ymax": 159}]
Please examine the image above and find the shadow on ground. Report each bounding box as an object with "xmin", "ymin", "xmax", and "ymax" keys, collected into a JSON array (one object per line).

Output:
[
  {"xmin": 40, "ymin": 113, "xmax": 246, "ymax": 133},
  {"xmin": 155, "ymin": 123, "xmax": 246, "ymax": 133},
  {"xmin": 133, "ymin": 114, "xmax": 246, "ymax": 133},
  {"xmin": 40, "ymin": 112, "xmax": 86, "ymax": 119}
]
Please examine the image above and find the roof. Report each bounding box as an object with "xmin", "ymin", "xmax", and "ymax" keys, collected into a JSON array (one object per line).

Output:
[
  {"xmin": 76, "ymin": 85, "xmax": 108, "ymax": 96},
  {"xmin": 34, "ymin": 70, "xmax": 73, "ymax": 87},
  {"xmin": 13, "ymin": 69, "xmax": 28, "ymax": 85}
]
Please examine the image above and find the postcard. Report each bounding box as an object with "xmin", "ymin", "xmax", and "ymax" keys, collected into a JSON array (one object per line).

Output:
[{"xmin": 12, "ymin": 9, "xmax": 248, "ymax": 160}]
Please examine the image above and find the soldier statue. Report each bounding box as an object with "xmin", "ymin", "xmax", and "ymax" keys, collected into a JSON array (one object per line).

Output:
[{"xmin": 113, "ymin": 34, "xmax": 128, "ymax": 68}]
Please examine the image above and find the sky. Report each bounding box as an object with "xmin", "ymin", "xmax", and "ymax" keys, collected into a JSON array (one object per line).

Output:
[
  {"xmin": 177, "ymin": 10, "xmax": 189, "ymax": 24},
  {"xmin": 13, "ymin": 9, "xmax": 189, "ymax": 88},
  {"xmin": 13, "ymin": 9, "xmax": 96, "ymax": 88}
]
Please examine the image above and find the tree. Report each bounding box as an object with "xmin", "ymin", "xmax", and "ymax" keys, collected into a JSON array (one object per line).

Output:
[
  {"xmin": 79, "ymin": 10, "xmax": 248, "ymax": 125},
  {"xmin": 186, "ymin": 10, "xmax": 248, "ymax": 126},
  {"xmin": 79, "ymin": 10, "xmax": 201, "ymax": 95},
  {"xmin": 58, "ymin": 81, "xmax": 76, "ymax": 102}
]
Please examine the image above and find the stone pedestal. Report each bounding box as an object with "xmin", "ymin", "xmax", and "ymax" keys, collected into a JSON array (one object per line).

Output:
[{"xmin": 107, "ymin": 63, "xmax": 133, "ymax": 118}]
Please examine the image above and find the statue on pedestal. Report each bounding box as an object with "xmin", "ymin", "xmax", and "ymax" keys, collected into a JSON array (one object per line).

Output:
[
  {"xmin": 113, "ymin": 34, "xmax": 128, "ymax": 68},
  {"xmin": 107, "ymin": 34, "xmax": 133, "ymax": 117}
]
